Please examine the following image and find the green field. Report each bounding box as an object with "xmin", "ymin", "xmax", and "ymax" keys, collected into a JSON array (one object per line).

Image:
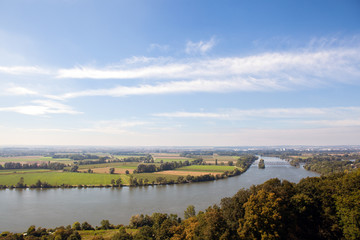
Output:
[
  {"xmin": 78, "ymin": 162, "xmax": 138, "ymax": 169},
  {"xmin": 177, "ymin": 165, "xmax": 236, "ymax": 172},
  {"xmin": 153, "ymin": 158, "xmax": 191, "ymax": 163},
  {"xmin": 132, "ymin": 173, "xmax": 181, "ymax": 182},
  {"xmin": 0, "ymin": 156, "xmax": 72, "ymax": 163},
  {"xmin": 0, "ymin": 172, "xmax": 129, "ymax": 186},
  {"xmin": 0, "ymin": 169, "xmax": 52, "ymax": 174}
]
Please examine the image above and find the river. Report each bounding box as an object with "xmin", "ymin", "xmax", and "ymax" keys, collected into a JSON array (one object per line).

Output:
[{"xmin": 0, "ymin": 156, "xmax": 319, "ymax": 233}]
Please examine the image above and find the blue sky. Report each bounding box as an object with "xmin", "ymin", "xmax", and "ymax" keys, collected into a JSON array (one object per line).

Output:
[{"xmin": 0, "ymin": 0, "xmax": 359, "ymax": 146}]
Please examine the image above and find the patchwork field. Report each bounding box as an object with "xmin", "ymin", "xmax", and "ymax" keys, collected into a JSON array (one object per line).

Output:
[
  {"xmin": 0, "ymin": 154, "xmax": 246, "ymax": 187},
  {"xmin": 78, "ymin": 162, "xmax": 138, "ymax": 169},
  {"xmin": 154, "ymin": 170, "xmax": 214, "ymax": 176},
  {"xmin": 0, "ymin": 172, "xmax": 129, "ymax": 186},
  {"xmin": 176, "ymin": 165, "xmax": 237, "ymax": 172}
]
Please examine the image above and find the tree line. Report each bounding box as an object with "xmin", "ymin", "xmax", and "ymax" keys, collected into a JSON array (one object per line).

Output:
[
  {"xmin": 287, "ymin": 154, "xmax": 360, "ymax": 175},
  {"xmin": 0, "ymin": 162, "xmax": 66, "ymax": 170}
]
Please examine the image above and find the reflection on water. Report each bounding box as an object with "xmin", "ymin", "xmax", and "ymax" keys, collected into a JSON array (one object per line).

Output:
[{"xmin": 0, "ymin": 156, "xmax": 319, "ymax": 233}]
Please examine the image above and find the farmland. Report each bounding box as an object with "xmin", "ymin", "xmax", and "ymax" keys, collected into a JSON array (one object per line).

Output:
[{"xmin": 0, "ymin": 152, "xmax": 255, "ymax": 188}]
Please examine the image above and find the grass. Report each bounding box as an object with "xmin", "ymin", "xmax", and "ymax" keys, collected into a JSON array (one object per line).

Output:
[
  {"xmin": 131, "ymin": 173, "xmax": 181, "ymax": 182},
  {"xmin": 0, "ymin": 172, "xmax": 129, "ymax": 186},
  {"xmin": 0, "ymin": 169, "xmax": 51, "ymax": 175},
  {"xmin": 0, "ymin": 156, "xmax": 72, "ymax": 163},
  {"xmin": 79, "ymin": 229, "xmax": 138, "ymax": 240},
  {"xmin": 176, "ymin": 165, "xmax": 236, "ymax": 172},
  {"xmin": 113, "ymin": 155, "xmax": 147, "ymax": 159},
  {"xmin": 78, "ymin": 162, "xmax": 138, "ymax": 169},
  {"xmin": 153, "ymin": 158, "xmax": 191, "ymax": 163}
]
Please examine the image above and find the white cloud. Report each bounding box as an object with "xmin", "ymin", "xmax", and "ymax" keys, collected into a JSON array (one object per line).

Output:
[
  {"xmin": 148, "ymin": 43, "xmax": 169, "ymax": 52},
  {"xmin": 53, "ymin": 47, "xmax": 360, "ymax": 99},
  {"xmin": 49, "ymin": 78, "xmax": 282, "ymax": 100},
  {"xmin": 153, "ymin": 107, "xmax": 360, "ymax": 127},
  {"xmin": 186, "ymin": 37, "xmax": 216, "ymax": 54},
  {"xmin": 57, "ymin": 63, "xmax": 189, "ymax": 79},
  {"xmin": 6, "ymin": 87, "xmax": 38, "ymax": 96},
  {"xmin": 0, "ymin": 66, "xmax": 49, "ymax": 75},
  {"xmin": 0, "ymin": 100, "xmax": 82, "ymax": 116}
]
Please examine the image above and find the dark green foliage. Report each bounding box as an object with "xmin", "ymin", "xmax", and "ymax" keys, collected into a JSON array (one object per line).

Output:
[
  {"xmin": 99, "ymin": 220, "xmax": 113, "ymax": 230},
  {"xmin": 136, "ymin": 164, "xmax": 157, "ymax": 173},
  {"xmin": 81, "ymin": 222, "xmax": 94, "ymax": 230},
  {"xmin": 258, "ymin": 159, "xmax": 265, "ymax": 169},
  {"xmin": 133, "ymin": 226, "xmax": 154, "ymax": 240},
  {"xmin": 111, "ymin": 227, "xmax": 132, "ymax": 240},
  {"xmin": 236, "ymin": 155, "xmax": 258, "ymax": 170},
  {"xmin": 184, "ymin": 205, "xmax": 196, "ymax": 219},
  {"xmin": 3, "ymin": 162, "xmax": 66, "ymax": 170},
  {"xmin": 70, "ymin": 165, "xmax": 79, "ymax": 172}
]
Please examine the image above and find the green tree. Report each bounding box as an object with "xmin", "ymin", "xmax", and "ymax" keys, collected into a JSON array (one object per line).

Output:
[
  {"xmin": 81, "ymin": 221, "xmax": 94, "ymax": 230},
  {"xmin": 72, "ymin": 222, "xmax": 81, "ymax": 230},
  {"xmin": 112, "ymin": 227, "xmax": 133, "ymax": 240},
  {"xmin": 116, "ymin": 178, "xmax": 122, "ymax": 186},
  {"xmin": 238, "ymin": 189, "xmax": 283, "ymax": 240},
  {"xmin": 16, "ymin": 177, "xmax": 25, "ymax": 188},
  {"xmin": 100, "ymin": 219, "xmax": 112, "ymax": 230},
  {"xmin": 184, "ymin": 205, "xmax": 196, "ymax": 219},
  {"xmin": 70, "ymin": 165, "xmax": 79, "ymax": 172}
]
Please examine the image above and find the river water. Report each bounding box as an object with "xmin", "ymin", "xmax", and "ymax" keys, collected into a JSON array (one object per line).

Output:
[{"xmin": 0, "ymin": 156, "xmax": 319, "ymax": 233}]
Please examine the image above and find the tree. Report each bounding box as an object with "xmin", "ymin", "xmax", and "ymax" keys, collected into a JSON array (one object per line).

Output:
[
  {"xmin": 112, "ymin": 227, "xmax": 133, "ymax": 240},
  {"xmin": 68, "ymin": 231, "xmax": 81, "ymax": 240},
  {"xmin": 109, "ymin": 168, "xmax": 115, "ymax": 174},
  {"xmin": 184, "ymin": 205, "xmax": 196, "ymax": 219},
  {"xmin": 228, "ymin": 161, "xmax": 233, "ymax": 166},
  {"xmin": 125, "ymin": 170, "xmax": 130, "ymax": 174},
  {"xmin": 81, "ymin": 221, "xmax": 94, "ymax": 230},
  {"xmin": 35, "ymin": 179, "xmax": 42, "ymax": 188},
  {"xmin": 116, "ymin": 178, "xmax": 122, "ymax": 186},
  {"xmin": 70, "ymin": 165, "xmax": 79, "ymax": 172},
  {"xmin": 238, "ymin": 189, "xmax": 283, "ymax": 240},
  {"xmin": 16, "ymin": 177, "xmax": 25, "ymax": 188},
  {"xmin": 133, "ymin": 225, "xmax": 154, "ymax": 240},
  {"xmin": 72, "ymin": 222, "xmax": 81, "ymax": 230},
  {"xmin": 100, "ymin": 219, "xmax": 112, "ymax": 230}
]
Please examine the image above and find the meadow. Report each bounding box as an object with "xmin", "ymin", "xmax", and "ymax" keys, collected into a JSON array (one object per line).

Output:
[
  {"xmin": 0, "ymin": 156, "xmax": 72, "ymax": 163},
  {"xmin": 176, "ymin": 165, "xmax": 237, "ymax": 172}
]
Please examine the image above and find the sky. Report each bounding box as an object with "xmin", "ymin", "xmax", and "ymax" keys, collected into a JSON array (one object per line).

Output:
[{"xmin": 0, "ymin": 0, "xmax": 360, "ymax": 146}]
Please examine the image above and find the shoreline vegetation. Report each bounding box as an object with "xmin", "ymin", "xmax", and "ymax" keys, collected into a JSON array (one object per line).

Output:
[
  {"xmin": 1, "ymin": 168, "xmax": 359, "ymax": 239},
  {"xmin": 0, "ymin": 154, "xmax": 258, "ymax": 189}
]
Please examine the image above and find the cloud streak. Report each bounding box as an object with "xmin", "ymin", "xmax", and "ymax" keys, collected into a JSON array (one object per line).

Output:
[
  {"xmin": 185, "ymin": 37, "xmax": 216, "ymax": 54},
  {"xmin": 0, "ymin": 66, "xmax": 49, "ymax": 75},
  {"xmin": 49, "ymin": 47, "xmax": 360, "ymax": 99},
  {"xmin": 56, "ymin": 47, "xmax": 360, "ymax": 81},
  {"xmin": 153, "ymin": 107, "xmax": 360, "ymax": 127},
  {"xmin": 6, "ymin": 87, "xmax": 38, "ymax": 96},
  {"xmin": 0, "ymin": 100, "xmax": 82, "ymax": 116}
]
